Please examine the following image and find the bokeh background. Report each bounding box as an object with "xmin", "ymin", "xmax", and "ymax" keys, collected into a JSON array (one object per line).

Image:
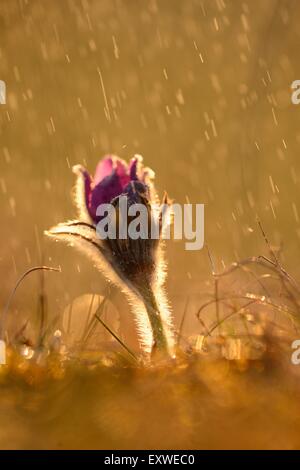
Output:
[{"xmin": 1, "ymin": 0, "xmax": 300, "ymax": 344}]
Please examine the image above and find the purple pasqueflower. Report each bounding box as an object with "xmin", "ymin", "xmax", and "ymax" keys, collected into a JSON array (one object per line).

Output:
[
  {"xmin": 74, "ymin": 154, "xmax": 155, "ymax": 224},
  {"xmin": 46, "ymin": 155, "xmax": 175, "ymax": 357}
]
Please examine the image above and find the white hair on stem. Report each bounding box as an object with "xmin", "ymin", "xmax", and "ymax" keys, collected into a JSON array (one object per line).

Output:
[
  {"xmin": 45, "ymin": 221, "xmax": 155, "ymax": 354},
  {"xmin": 152, "ymin": 244, "xmax": 176, "ymax": 354}
]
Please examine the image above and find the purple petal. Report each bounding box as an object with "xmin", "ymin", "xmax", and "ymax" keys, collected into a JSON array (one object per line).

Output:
[
  {"xmin": 90, "ymin": 173, "xmax": 124, "ymax": 222},
  {"xmin": 94, "ymin": 155, "xmax": 130, "ymax": 188},
  {"xmin": 82, "ymin": 169, "xmax": 92, "ymax": 209},
  {"xmin": 93, "ymin": 156, "xmax": 114, "ymax": 186},
  {"xmin": 72, "ymin": 165, "xmax": 92, "ymax": 214},
  {"xmin": 129, "ymin": 159, "xmax": 138, "ymax": 181},
  {"xmin": 115, "ymin": 159, "xmax": 130, "ymax": 188},
  {"xmin": 129, "ymin": 155, "xmax": 144, "ymax": 181}
]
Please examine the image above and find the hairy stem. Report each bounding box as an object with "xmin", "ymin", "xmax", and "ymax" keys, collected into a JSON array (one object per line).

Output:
[{"xmin": 137, "ymin": 282, "xmax": 169, "ymax": 356}]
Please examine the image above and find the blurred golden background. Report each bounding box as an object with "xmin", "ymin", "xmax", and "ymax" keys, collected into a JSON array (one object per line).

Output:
[{"xmin": 1, "ymin": 0, "xmax": 300, "ymax": 343}]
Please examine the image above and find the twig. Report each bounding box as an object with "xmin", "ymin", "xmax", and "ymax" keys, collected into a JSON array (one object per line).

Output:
[
  {"xmin": 196, "ymin": 293, "xmax": 298, "ymax": 330},
  {"xmin": 95, "ymin": 314, "xmax": 138, "ymax": 362},
  {"xmin": 81, "ymin": 296, "xmax": 107, "ymax": 347},
  {"xmin": 206, "ymin": 245, "xmax": 222, "ymax": 332},
  {"xmin": 0, "ymin": 266, "xmax": 60, "ymax": 340},
  {"xmin": 176, "ymin": 296, "xmax": 189, "ymax": 347},
  {"xmin": 205, "ymin": 300, "xmax": 258, "ymax": 337},
  {"xmin": 257, "ymin": 218, "xmax": 278, "ymax": 265},
  {"xmin": 81, "ymin": 293, "xmax": 96, "ymax": 342}
]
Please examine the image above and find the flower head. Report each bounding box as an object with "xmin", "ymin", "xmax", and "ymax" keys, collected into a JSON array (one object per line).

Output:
[
  {"xmin": 74, "ymin": 155, "xmax": 155, "ymax": 224},
  {"xmin": 46, "ymin": 155, "xmax": 174, "ymax": 357}
]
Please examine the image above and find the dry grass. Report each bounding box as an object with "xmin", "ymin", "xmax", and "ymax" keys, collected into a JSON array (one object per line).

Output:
[{"xmin": 1, "ymin": 223, "xmax": 300, "ymax": 449}]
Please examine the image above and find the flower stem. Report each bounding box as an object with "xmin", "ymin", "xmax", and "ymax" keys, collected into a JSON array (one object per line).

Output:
[{"xmin": 138, "ymin": 282, "xmax": 169, "ymax": 356}]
